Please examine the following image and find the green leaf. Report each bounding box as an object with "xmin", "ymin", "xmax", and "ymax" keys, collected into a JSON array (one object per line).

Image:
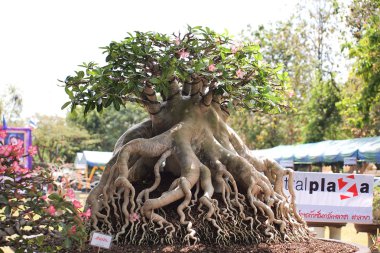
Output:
[
  {"xmin": 65, "ymin": 86, "xmax": 74, "ymax": 99},
  {"xmin": 76, "ymin": 71, "xmax": 85, "ymax": 79},
  {"xmin": 63, "ymin": 238, "xmax": 72, "ymax": 249},
  {"xmin": 84, "ymin": 103, "xmax": 92, "ymax": 114},
  {"xmin": 48, "ymin": 193, "xmax": 61, "ymax": 201},
  {"xmin": 61, "ymin": 101, "xmax": 71, "ymax": 110},
  {"xmin": 114, "ymin": 100, "xmax": 120, "ymax": 111},
  {"xmin": 96, "ymin": 103, "xmax": 103, "ymax": 112},
  {"xmin": 149, "ymin": 77, "xmax": 160, "ymax": 84},
  {"xmin": 0, "ymin": 194, "xmax": 8, "ymax": 204},
  {"xmin": 4, "ymin": 206, "xmax": 11, "ymax": 216}
]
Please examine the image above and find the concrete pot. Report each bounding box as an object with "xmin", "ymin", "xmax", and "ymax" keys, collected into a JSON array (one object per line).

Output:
[{"xmin": 321, "ymin": 239, "xmax": 371, "ymax": 253}]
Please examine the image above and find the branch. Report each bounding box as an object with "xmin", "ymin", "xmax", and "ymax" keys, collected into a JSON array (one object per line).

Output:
[
  {"xmin": 166, "ymin": 78, "xmax": 181, "ymax": 101},
  {"xmin": 121, "ymin": 95, "xmax": 149, "ymax": 105},
  {"xmin": 201, "ymin": 81, "xmax": 217, "ymax": 107},
  {"xmin": 141, "ymin": 85, "xmax": 161, "ymax": 115}
]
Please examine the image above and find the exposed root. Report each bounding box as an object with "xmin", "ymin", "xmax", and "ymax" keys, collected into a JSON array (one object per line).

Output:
[{"xmin": 86, "ymin": 93, "xmax": 310, "ymax": 247}]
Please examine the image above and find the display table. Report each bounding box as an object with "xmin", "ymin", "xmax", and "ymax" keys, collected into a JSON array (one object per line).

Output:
[
  {"xmin": 354, "ymin": 223, "xmax": 380, "ymax": 247},
  {"xmin": 307, "ymin": 222, "xmax": 347, "ymax": 239}
]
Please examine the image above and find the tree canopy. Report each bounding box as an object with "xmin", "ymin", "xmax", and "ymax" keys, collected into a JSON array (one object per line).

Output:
[{"xmin": 63, "ymin": 26, "xmax": 289, "ymax": 116}]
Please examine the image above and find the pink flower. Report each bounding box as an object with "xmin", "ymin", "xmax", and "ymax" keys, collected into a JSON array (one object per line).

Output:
[
  {"xmin": 0, "ymin": 165, "xmax": 6, "ymax": 175},
  {"xmin": 47, "ymin": 205, "xmax": 56, "ymax": 216},
  {"xmin": 9, "ymin": 143, "xmax": 24, "ymax": 159},
  {"xmin": 70, "ymin": 225, "xmax": 77, "ymax": 234},
  {"xmin": 236, "ymin": 69, "xmax": 245, "ymax": 78},
  {"xmin": 0, "ymin": 130, "xmax": 6, "ymax": 139},
  {"xmin": 47, "ymin": 184, "xmax": 54, "ymax": 194},
  {"xmin": 174, "ymin": 37, "xmax": 180, "ymax": 46},
  {"xmin": 129, "ymin": 212, "xmax": 140, "ymax": 222},
  {"xmin": 23, "ymin": 173, "xmax": 32, "ymax": 178},
  {"xmin": 41, "ymin": 195, "xmax": 47, "ymax": 201},
  {"xmin": 208, "ymin": 64, "xmax": 216, "ymax": 72},
  {"xmin": 72, "ymin": 200, "xmax": 82, "ymax": 209},
  {"xmin": 0, "ymin": 145, "xmax": 12, "ymax": 157},
  {"xmin": 231, "ymin": 45, "xmax": 239, "ymax": 54},
  {"xmin": 288, "ymin": 90, "xmax": 295, "ymax": 98},
  {"xmin": 81, "ymin": 208, "xmax": 91, "ymax": 219},
  {"xmin": 178, "ymin": 49, "xmax": 190, "ymax": 60},
  {"xmin": 65, "ymin": 188, "xmax": 75, "ymax": 200},
  {"xmin": 28, "ymin": 146, "xmax": 38, "ymax": 156},
  {"xmin": 12, "ymin": 161, "xmax": 28, "ymax": 174}
]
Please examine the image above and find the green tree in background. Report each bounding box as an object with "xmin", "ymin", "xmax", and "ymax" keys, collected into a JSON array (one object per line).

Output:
[
  {"xmin": 32, "ymin": 115, "xmax": 100, "ymax": 163},
  {"xmin": 67, "ymin": 104, "xmax": 147, "ymax": 151},
  {"xmin": 0, "ymin": 85, "xmax": 23, "ymax": 125},
  {"xmin": 234, "ymin": 0, "xmax": 345, "ymax": 147},
  {"xmin": 285, "ymin": 0, "xmax": 344, "ymax": 143},
  {"xmin": 340, "ymin": 0, "xmax": 380, "ymax": 136},
  {"xmin": 303, "ymin": 73, "xmax": 341, "ymax": 142},
  {"xmin": 237, "ymin": 16, "xmax": 314, "ymax": 147}
]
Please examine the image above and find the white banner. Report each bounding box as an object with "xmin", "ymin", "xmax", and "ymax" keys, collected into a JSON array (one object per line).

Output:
[{"xmin": 284, "ymin": 172, "xmax": 373, "ymax": 223}]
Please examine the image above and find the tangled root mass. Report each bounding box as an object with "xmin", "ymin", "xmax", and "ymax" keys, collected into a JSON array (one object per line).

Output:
[{"xmin": 85, "ymin": 80, "xmax": 310, "ymax": 246}]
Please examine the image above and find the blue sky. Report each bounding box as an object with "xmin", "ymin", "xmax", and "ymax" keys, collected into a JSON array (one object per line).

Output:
[{"xmin": 0, "ymin": 0, "xmax": 298, "ymax": 118}]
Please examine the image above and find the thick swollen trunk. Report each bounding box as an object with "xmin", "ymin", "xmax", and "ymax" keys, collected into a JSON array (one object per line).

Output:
[{"xmin": 85, "ymin": 88, "xmax": 310, "ymax": 246}]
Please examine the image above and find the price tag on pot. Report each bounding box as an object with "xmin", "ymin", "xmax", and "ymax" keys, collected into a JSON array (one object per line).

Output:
[{"xmin": 90, "ymin": 232, "xmax": 113, "ymax": 249}]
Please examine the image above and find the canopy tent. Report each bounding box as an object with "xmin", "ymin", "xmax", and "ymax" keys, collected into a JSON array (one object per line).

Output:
[
  {"xmin": 74, "ymin": 152, "xmax": 86, "ymax": 169},
  {"xmin": 74, "ymin": 151, "xmax": 113, "ymax": 168},
  {"xmin": 252, "ymin": 136, "xmax": 380, "ymax": 164}
]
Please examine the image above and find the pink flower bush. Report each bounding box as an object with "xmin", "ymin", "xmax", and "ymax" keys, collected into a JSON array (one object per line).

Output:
[
  {"xmin": 1, "ymin": 141, "xmax": 88, "ymax": 252},
  {"xmin": 208, "ymin": 64, "xmax": 216, "ymax": 72}
]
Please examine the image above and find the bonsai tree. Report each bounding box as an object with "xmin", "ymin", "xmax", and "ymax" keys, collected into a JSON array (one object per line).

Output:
[{"xmin": 63, "ymin": 26, "xmax": 309, "ymax": 245}]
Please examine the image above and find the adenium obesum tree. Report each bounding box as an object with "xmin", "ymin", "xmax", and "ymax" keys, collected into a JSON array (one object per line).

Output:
[
  {"xmin": 0, "ymin": 128, "xmax": 88, "ymax": 252},
  {"xmin": 63, "ymin": 26, "xmax": 309, "ymax": 245}
]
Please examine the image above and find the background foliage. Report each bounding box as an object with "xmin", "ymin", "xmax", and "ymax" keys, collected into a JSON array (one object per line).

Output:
[{"xmin": 1, "ymin": 0, "xmax": 379, "ymax": 158}]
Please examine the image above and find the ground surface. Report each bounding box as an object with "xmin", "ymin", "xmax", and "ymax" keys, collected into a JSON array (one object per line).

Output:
[
  {"xmin": 80, "ymin": 238, "xmax": 358, "ymax": 253},
  {"xmin": 0, "ymin": 193, "xmax": 369, "ymax": 253}
]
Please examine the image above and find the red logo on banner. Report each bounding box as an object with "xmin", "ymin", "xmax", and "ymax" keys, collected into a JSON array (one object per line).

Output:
[{"xmin": 338, "ymin": 175, "xmax": 358, "ymax": 200}]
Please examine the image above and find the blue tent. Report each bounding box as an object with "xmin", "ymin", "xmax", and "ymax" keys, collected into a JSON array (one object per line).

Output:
[{"xmin": 252, "ymin": 136, "xmax": 380, "ymax": 164}]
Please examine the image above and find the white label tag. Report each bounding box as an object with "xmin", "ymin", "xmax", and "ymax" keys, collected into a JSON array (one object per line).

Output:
[
  {"xmin": 90, "ymin": 232, "xmax": 113, "ymax": 249},
  {"xmin": 344, "ymin": 157, "xmax": 357, "ymax": 165}
]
